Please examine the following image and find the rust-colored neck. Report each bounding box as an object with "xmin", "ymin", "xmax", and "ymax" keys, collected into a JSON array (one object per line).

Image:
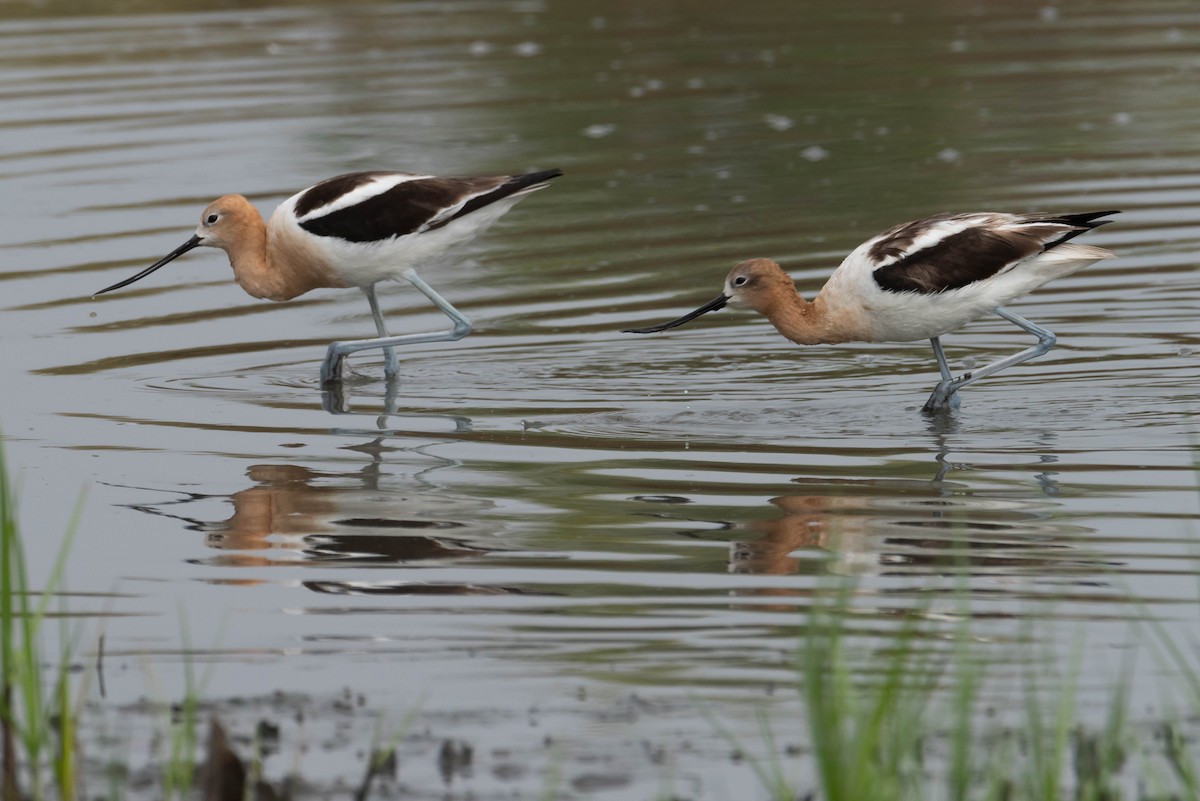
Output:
[
  {"xmin": 760, "ymin": 291, "xmax": 845, "ymax": 345},
  {"xmin": 224, "ymin": 216, "xmax": 275, "ymax": 298},
  {"xmin": 211, "ymin": 196, "xmax": 346, "ymax": 301}
]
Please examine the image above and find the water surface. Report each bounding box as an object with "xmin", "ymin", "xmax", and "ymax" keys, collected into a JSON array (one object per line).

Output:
[{"xmin": 2, "ymin": 0, "xmax": 1199, "ymax": 796}]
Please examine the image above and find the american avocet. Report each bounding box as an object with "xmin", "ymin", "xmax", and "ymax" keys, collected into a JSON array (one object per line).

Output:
[
  {"xmin": 624, "ymin": 210, "xmax": 1118, "ymax": 411},
  {"xmin": 95, "ymin": 168, "xmax": 563, "ymax": 384}
]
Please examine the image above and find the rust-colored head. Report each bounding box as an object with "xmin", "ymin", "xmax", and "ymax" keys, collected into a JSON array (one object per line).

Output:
[
  {"xmin": 722, "ymin": 258, "xmax": 794, "ymax": 313},
  {"xmin": 191, "ymin": 194, "xmax": 259, "ymax": 251}
]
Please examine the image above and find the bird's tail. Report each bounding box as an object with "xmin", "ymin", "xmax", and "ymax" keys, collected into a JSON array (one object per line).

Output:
[
  {"xmin": 505, "ymin": 168, "xmax": 564, "ymax": 198},
  {"xmin": 1038, "ymin": 210, "xmax": 1120, "ymax": 248}
]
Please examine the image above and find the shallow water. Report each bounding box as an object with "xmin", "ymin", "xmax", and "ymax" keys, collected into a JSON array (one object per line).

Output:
[{"xmin": 3, "ymin": 0, "xmax": 1200, "ymax": 796}]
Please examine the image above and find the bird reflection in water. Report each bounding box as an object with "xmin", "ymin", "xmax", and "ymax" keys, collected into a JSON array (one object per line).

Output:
[
  {"xmin": 122, "ymin": 435, "xmax": 534, "ymax": 596},
  {"xmin": 645, "ymin": 474, "xmax": 1104, "ymax": 608},
  {"xmin": 199, "ymin": 463, "xmax": 488, "ymax": 569}
]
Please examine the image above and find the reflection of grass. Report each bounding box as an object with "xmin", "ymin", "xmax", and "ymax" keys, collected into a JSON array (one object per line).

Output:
[
  {"xmin": 139, "ymin": 608, "xmax": 231, "ymax": 799},
  {"xmin": 802, "ymin": 596, "xmax": 942, "ymax": 801},
  {"xmin": 353, "ymin": 703, "xmax": 422, "ymax": 801},
  {"xmin": 153, "ymin": 614, "xmax": 203, "ymax": 799},
  {"xmin": 0, "ymin": 442, "xmax": 211, "ymax": 801},
  {"xmin": 709, "ymin": 587, "xmax": 1200, "ymax": 801},
  {"xmin": 0, "ymin": 439, "xmax": 85, "ymax": 801},
  {"xmin": 1142, "ymin": 610, "xmax": 1200, "ymax": 798}
]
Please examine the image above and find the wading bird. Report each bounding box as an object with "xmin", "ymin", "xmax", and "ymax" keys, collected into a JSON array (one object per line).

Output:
[
  {"xmin": 624, "ymin": 210, "xmax": 1117, "ymax": 411},
  {"xmin": 95, "ymin": 168, "xmax": 563, "ymax": 384}
]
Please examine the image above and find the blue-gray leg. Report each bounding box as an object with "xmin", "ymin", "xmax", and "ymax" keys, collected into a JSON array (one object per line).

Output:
[
  {"xmin": 922, "ymin": 307, "xmax": 1057, "ymax": 412},
  {"xmin": 930, "ymin": 335, "xmax": 954, "ymax": 384},
  {"xmin": 925, "ymin": 335, "xmax": 961, "ymax": 411},
  {"xmin": 363, "ymin": 284, "xmax": 400, "ymax": 380},
  {"xmin": 320, "ymin": 269, "xmax": 473, "ymax": 385}
]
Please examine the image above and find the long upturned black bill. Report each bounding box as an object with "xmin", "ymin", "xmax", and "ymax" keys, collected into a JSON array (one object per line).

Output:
[
  {"xmin": 93, "ymin": 234, "xmax": 202, "ymax": 297},
  {"xmin": 622, "ymin": 294, "xmax": 729, "ymax": 334}
]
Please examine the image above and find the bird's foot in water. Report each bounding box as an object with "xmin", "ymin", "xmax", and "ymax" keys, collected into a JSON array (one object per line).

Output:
[
  {"xmin": 922, "ymin": 381, "xmax": 963, "ymax": 413},
  {"xmin": 320, "ymin": 344, "xmax": 349, "ymax": 386}
]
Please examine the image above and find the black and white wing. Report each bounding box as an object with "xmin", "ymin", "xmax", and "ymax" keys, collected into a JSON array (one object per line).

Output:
[
  {"xmin": 293, "ymin": 169, "xmax": 563, "ymax": 243},
  {"xmin": 868, "ymin": 210, "xmax": 1118, "ymax": 294}
]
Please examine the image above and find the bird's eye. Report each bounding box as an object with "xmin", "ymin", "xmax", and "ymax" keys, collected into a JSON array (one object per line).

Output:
[
  {"xmin": 733, "ymin": 275, "xmax": 748, "ymax": 287},
  {"xmin": 205, "ymin": 213, "xmax": 219, "ymax": 225}
]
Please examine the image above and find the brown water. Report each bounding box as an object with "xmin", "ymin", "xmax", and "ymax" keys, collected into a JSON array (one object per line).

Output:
[{"xmin": 3, "ymin": 0, "xmax": 1200, "ymax": 796}]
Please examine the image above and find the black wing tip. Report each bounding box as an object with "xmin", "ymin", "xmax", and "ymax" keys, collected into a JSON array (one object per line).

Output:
[
  {"xmin": 1060, "ymin": 209, "xmax": 1121, "ymax": 225},
  {"xmin": 512, "ymin": 168, "xmax": 564, "ymax": 188},
  {"xmin": 421, "ymin": 168, "xmax": 563, "ymax": 232},
  {"xmin": 1042, "ymin": 210, "xmax": 1121, "ymax": 248}
]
